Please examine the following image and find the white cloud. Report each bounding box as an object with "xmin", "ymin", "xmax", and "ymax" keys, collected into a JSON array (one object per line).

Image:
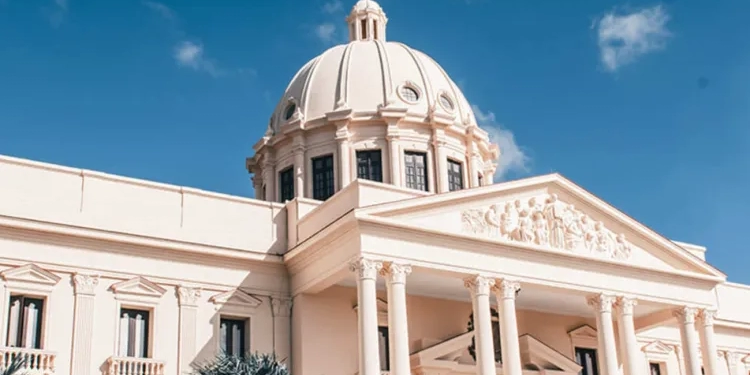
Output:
[
  {"xmin": 594, "ymin": 5, "xmax": 671, "ymax": 72},
  {"xmin": 471, "ymin": 105, "xmax": 530, "ymax": 181},
  {"xmin": 315, "ymin": 23, "xmax": 337, "ymax": 44},
  {"xmin": 322, "ymin": 0, "xmax": 343, "ymax": 14},
  {"xmin": 173, "ymin": 41, "xmax": 221, "ymax": 77},
  {"xmin": 143, "ymin": 1, "xmax": 175, "ymax": 21}
]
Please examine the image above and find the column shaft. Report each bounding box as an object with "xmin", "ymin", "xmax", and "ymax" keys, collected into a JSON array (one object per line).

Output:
[
  {"xmin": 272, "ymin": 298, "xmax": 293, "ymax": 366},
  {"xmin": 381, "ymin": 263, "xmax": 412, "ymax": 375},
  {"xmin": 587, "ymin": 294, "xmax": 619, "ymax": 375},
  {"xmin": 387, "ymin": 137, "xmax": 401, "ymax": 187},
  {"xmin": 177, "ymin": 286, "xmax": 201, "ymax": 375},
  {"xmin": 616, "ymin": 297, "xmax": 641, "ymax": 375},
  {"xmin": 493, "ymin": 280, "xmax": 522, "ymax": 375},
  {"xmin": 350, "ymin": 258, "xmax": 383, "ymax": 375},
  {"xmin": 697, "ymin": 310, "xmax": 719, "ymax": 375},
  {"xmin": 674, "ymin": 307, "xmax": 702, "ymax": 375},
  {"xmin": 336, "ymin": 124, "xmax": 351, "ymax": 189},
  {"xmin": 70, "ymin": 274, "xmax": 99, "ymax": 375},
  {"xmin": 293, "ymin": 148, "xmax": 305, "ymax": 198},
  {"xmin": 465, "ymin": 275, "xmax": 497, "ymax": 375}
]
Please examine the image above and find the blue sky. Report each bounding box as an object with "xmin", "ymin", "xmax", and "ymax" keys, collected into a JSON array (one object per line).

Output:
[{"xmin": 1, "ymin": 0, "xmax": 750, "ymax": 283}]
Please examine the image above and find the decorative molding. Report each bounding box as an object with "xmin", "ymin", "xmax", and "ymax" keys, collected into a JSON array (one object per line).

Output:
[
  {"xmin": 587, "ymin": 293, "xmax": 616, "ymax": 314},
  {"xmin": 349, "ymin": 257, "xmax": 383, "ymax": 280},
  {"xmin": 461, "ymin": 193, "xmax": 632, "ymax": 260},
  {"xmin": 1, "ymin": 263, "xmax": 61, "ymax": 292},
  {"xmin": 615, "ymin": 296, "xmax": 638, "ymax": 316},
  {"xmin": 73, "ymin": 273, "xmax": 99, "ymax": 296},
  {"xmin": 271, "ymin": 297, "xmax": 292, "ymax": 317},
  {"xmin": 210, "ymin": 289, "xmax": 263, "ymax": 311},
  {"xmin": 697, "ymin": 309, "xmax": 716, "ymax": 326},
  {"xmin": 110, "ymin": 276, "xmax": 167, "ymax": 305},
  {"xmin": 380, "ymin": 262, "xmax": 412, "ymax": 285},
  {"xmin": 672, "ymin": 306, "xmax": 698, "ymax": 324},
  {"xmin": 642, "ymin": 340, "xmax": 674, "ymax": 355},
  {"xmin": 492, "ymin": 279, "xmax": 521, "ymax": 300},
  {"xmin": 176, "ymin": 286, "xmax": 201, "ymax": 307},
  {"xmin": 463, "ymin": 275, "xmax": 495, "ymax": 296},
  {"xmin": 568, "ymin": 325, "xmax": 598, "ymax": 350}
]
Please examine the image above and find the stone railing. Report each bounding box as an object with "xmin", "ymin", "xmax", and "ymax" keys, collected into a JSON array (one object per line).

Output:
[
  {"xmin": 0, "ymin": 346, "xmax": 56, "ymax": 374},
  {"xmin": 106, "ymin": 356, "xmax": 165, "ymax": 375}
]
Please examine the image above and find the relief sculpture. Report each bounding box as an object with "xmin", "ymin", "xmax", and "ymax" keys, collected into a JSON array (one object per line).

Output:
[{"xmin": 461, "ymin": 193, "xmax": 632, "ymax": 260}]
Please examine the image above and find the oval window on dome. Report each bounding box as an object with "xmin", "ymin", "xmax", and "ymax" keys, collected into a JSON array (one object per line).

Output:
[
  {"xmin": 400, "ymin": 86, "xmax": 420, "ymax": 103},
  {"xmin": 439, "ymin": 94, "xmax": 455, "ymax": 111},
  {"xmin": 284, "ymin": 103, "xmax": 297, "ymax": 120}
]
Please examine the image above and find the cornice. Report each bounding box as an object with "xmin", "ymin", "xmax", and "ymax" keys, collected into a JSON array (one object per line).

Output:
[{"xmin": 284, "ymin": 211, "xmax": 359, "ymax": 273}]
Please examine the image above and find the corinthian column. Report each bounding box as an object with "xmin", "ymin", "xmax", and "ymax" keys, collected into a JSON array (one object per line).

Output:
[
  {"xmin": 380, "ymin": 263, "xmax": 412, "ymax": 375},
  {"xmin": 697, "ymin": 309, "xmax": 719, "ymax": 375},
  {"xmin": 70, "ymin": 273, "xmax": 99, "ymax": 375},
  {"xmin": 350, "ymin": 258, "xmax": 383, "ymax": 375},
  {"xmin": 493, "ymin": 279, "xmax": 522, "ymax": 375},
  {"xmin": 177, "ymin": 286, "xmax": 201, "ymax": 375},
  {"xmin": 587, "ymin": 294, "xmax": 619, "ymax": 375},
  {"xmin": 616, "ymin": 296, "xmax": 641, "ymax": 375},
  {"xmin": 465, "ymin": 275, "xmax": 497, "ymax": 375},
  {"xmin": 674, "ymin": 307, "xmax": 702, "ymax": 375}
]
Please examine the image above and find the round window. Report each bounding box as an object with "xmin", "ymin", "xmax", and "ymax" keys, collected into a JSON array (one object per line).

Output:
[
  {"xmin": 400, "ymin": 86, "xmax": 420, "ymax": 103},
  {"xmin": 439, "ymin": 94, "xmax": 454, "ymax": 111},
  {"xmin": 284, "ymin": 103, "xmax": 297, "ymax": 120}
]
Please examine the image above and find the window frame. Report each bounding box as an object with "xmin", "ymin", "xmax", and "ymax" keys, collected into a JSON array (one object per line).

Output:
[
  {"xmin": 110, "ymin": 276, "xmax": 167, "ymax": 359},
  {"xmin": 574, "ymin": 346, "xmax": 600, "ymax": 375},
  {"xmin": 6, "ymin": 294, "xmax": 45, "ymax": 349},
  {"xmin": 356, "ymin": 149, "xmax": 383, "ymax": 183},
  {"xmin": 404, "ymin": 151, "xmax": 429, "ymax": 192},
  {"xmin": 219, "ymin": 316, "xmax": 250, "ymax": 356},
  {"xmin": 311, "ymin": 154, "xmax": 335, "ymax": 201},
  {"xmin": 209, "ymin": 289, "xmax": 261, "ymax": 355},
  {"xmin": 117, "ymin": 306, "xmax": 152, "ymax": 358},
  {"xmin": 278, "ymin": 166, "xmax": 295, "ymax": 203},
  {"xmin": 447, "ymin": 158, "xmax": 464, "ymax": 192}
]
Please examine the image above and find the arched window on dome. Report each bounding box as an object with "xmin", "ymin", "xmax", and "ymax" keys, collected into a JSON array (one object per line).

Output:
[{"xmin": 361, "ymin": 19, "xmax": 367, "ymax": 39}]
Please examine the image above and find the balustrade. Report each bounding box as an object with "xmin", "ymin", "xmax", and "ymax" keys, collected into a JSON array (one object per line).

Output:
[
  {"xmin": 0, "ymin": 347, "xmax": 56, "ymax": 375},
  {"xmin": 106, "ymin": 356, "xmax": 165, "ymax": 375}
]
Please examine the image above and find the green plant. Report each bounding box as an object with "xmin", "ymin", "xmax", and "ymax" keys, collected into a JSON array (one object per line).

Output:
[
  {"xmin": 192, "ymin": 352, "xmax": 289, "ymax": 375},
  {"xmin": 1, "ymin": 355, "xmax": 27, "ymax": 375}
]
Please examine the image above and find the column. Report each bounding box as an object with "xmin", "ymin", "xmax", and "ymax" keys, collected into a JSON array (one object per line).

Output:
[
  {"xmin": 493, "ymin": 279, "xmax": 522, "ymax": 375},
  {"xmin": 697, "ymin": 309, "xmax": 719, "ymax": 375},
  {"xmin": 464, "ymin": 275, "xmax": 497, "ymax": 375},
  {"xmin": 272, "ymin": 298, "xmax": 293, "ymax": 366},
  {"xmin": 70, "ymin": 273, "xmax": 99, "ymax": 375},
  {"xmin": 723, "ymin": 351, "xmax": 739, "ymax": 375},
  {"xmin": 177, "ymin": 286, "xmax": 201, "ymax": 375},
  {"xmin": 336, "ymin": 123, "xmax": 351, "ymax": 189},
  {"xmin": 350, "ymin": 258, "xmax": 383, "ymax": 375},
  {"xmin": 435, "ymin": 141, "xmax": 448, "ymax": 193},
  {"xmin": 673, "ymin": 307, "xmax": 702, "ymax": 375},
  {"xmin": 616, "ymin": 296, "xmax": 642, "ymax": 375},
  {"xmin": 587, "ymin": 294, "xmax": 619, "ymax": 375},
  {"xmin": 262, "ymin": 151, "xmax": 276, "ymax": 202},
  {"xmin": 380, "ymin": 263, "xmax": 412, "ymax": 375},
  {"xmin": 293, "ymin": 146, "xmax": 305, "ymax": 198},
  {"xmin": 387, "ymin": 134, "xmax": 401, "ymax": 187}
]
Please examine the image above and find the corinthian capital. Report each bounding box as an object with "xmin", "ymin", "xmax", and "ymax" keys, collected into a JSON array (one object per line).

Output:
[
  {"xmin": 587, "ymin": 293, "xmax": 616, "ymax": 313},
  {"xmin": 177, "ymin": 286, "xmax": 202, "ymax": 307},
  {"xmin": 672, "ymin": 306, "xmax": 698, "ymax": 324},
  {"xmin": 73, "ymin": 273, "xmax": 99, "ymax": 296},
  {"xmin": 697, "ymin": 309, "xmax": 717, "ymax": 326},
  {"xmin": 464, "ymin": 275, "xmax": 495, "ymax": 297},
  {"xmin": 615, "ymin": 296, "xmax": 638, "ymax": 316},
  {"xmin": 380, "ymin": 262, "xmax": 412, "ymax": 284},
  {"xmin": 349, "ymin": 257, "xmax": 383, "ymax": 280},
  {"xmin": 493, "ymin": 279, "xmax": 521, "ymax": 300}
]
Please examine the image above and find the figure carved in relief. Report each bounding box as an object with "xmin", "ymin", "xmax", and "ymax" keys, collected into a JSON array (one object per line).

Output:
[
  {"xmin": 532, "ymin": 211, "xmax": 549, "ymax": 246},
  {"xmin": 564, "ymin": 205, "xmax": 584, "ymax": 250},
  {"xmin": 544, "ymin": 194, "xmax": 566, "ymax": 248},
  {"xmin": 613, "ymin": 234, "xmax": 631, "ymax": 260},
  {"xmin": 515, "ymin": 209, "xmax": 534, "ymax": 242}
]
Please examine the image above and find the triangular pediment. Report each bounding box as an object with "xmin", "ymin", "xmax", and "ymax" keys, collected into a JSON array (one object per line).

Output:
[
  {"xmin": 519, "ymin": 334, "xmax": 582, "ymax": 373},
  {"xmin": 0, "ymin": 264, "xmax": 61, "ymax": 286},
  {"xmin": 110, "ymin": 276, "xmax": 167, "ymax": 298},
  {"xmin": 568, "ymin": 325, "xmax": 597, "ymax": 339},
  {"xmin": 642, "ymin": 340, "xmax": 673, "ymax": 355},
  {"xmin": 357, "ymin": 174, "xmax": 725, "ymax": 279},
  {"xmin": 210, "ymin": 289, "xmax": 263, "ymax": 309}
]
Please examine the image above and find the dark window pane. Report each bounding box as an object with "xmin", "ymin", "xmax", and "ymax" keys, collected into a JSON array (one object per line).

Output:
[
  {"xmin": 478, "ymin": 174, "xmax": 484, "ymax": 186},
  {"xmin": 7, "ymin": 295, "xmax": 45, "ymax": 349},
  {"xmin": 447, "ymin": 159, "xmax": 464, "ymax": 192},
  {"xmin": 378, "ymin": 326, "xmax": 390, "ymax": 371},
  {"xmin": 404, "ymin": 152, "xmax": 428, "ymax": 191},
  {"xmin": 575, "ymin": 347, "xmax": 599, "ymax": 375},
  {"xmin": 279, "ymin": 167, "xmax": 294, "ymax": 203},
  {"xmin": 650, "ymin": 363, "xmax": 661, "ymax": 375},
  {"xmin": 312, "ymin": 154, "xmax": 335, "ymax": 201},
  {"xmin": 220, "ymin": 318, "xmax": 247, "ymax": 356},
  {"xmin": 120, "ymin": 308, "xmax": 150, "ymax": 358},
  {"xmin": 356, "ymin": 150, "xmax": 383, "ymax": 183}
]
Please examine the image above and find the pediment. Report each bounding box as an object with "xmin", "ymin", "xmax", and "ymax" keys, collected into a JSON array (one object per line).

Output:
[
  {"xmin": 568, "ymin": 325, "xmax": 597, "ymax": 339},
  {"xmin": 110, "ymin": 276, "xmax": 167, "ymax": 298},
  {"xmin": 519, "ymin": 334, "xmax": 582, "ymax": 373},
  {"xmin": 0, "ymin": 264, "xmax": 61, "ymax": 287},
  {"xmin": 210, "ymin": 289, "xmax": 263, "ymax": 310},
  {"xmin": 358, "ymin": 174, "xmax": 724, "ymax": 279},
  {"xmin": 642, "ymin": 340, "xmax": 673, "ymax": 355}
]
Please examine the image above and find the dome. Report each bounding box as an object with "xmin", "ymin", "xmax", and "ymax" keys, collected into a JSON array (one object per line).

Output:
[{"xmin": 269, "ymin": 0, "xmax": 477, "ymax": 133}]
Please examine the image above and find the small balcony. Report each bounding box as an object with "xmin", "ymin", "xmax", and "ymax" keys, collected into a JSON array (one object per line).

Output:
[
  {"xmin": 0, "ymin": 346, "xmax": 57, "ymax": 375},
  {"xmin": 105, "ymin": 356, "xmax": 165, "ymax": 375}
]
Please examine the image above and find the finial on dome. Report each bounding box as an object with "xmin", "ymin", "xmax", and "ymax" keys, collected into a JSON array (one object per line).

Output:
[{"xmin": 346, "ymin": 0, "xmax": 387, "ymax": 42}]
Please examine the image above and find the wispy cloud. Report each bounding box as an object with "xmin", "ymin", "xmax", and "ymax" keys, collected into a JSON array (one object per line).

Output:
[
  {"xmin": 472, "ymin": 105, "xmax": 531, "ymax": 181},
  {"xmin": 322, "ymin": 0, "xmax": 343, "ymax": 14},
  {"xmin": 143, "ymin": 1, "xmax": 175, "ymax": 21},
  {"xmin": 594, "ymin": 5, "xmax": 671, "ymax": 72},
  {"xmin": 173, "ymin": 41, "xmax": 222, "ymax": 77},
  {"xmin": 315, "ymin": 23, "xmax": 338, "ymax": 44}
]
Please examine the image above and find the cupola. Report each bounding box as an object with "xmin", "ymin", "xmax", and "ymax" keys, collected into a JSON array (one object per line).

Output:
[{"xmin": 347, "ymin": 0, "xmax": 387, "ymax": 42}]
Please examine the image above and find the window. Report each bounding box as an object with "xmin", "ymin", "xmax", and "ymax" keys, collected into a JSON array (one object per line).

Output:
[
  {"xmin": 404, "ymin": 151, "xmax": 428, "ymax": 191},
  {"xmin": 374, "ymin": 21, "xmax": 378, "ymax": 39},
  {"xmin": 439, "ymin": 94, "xmax": 454, "ymax": 111},
  {"xmin": 378, "ymin": 326, "xmax": 389, "ymax": 371},
  {"xmin": 575, "ymin": 347, "xmax": 599, "ymax": 375},
  {"xmin": 361, "ymin": 19, "xmax": 367, "ymax": 39},
  {"xmin": 220, "ymin": 318, "xmax": 248, "ymax": 356},
  {"xmin": 284, "ymin": 103, "xmax": 296, "ymax": 120},
  {"xmin": 6, "ymin": 295, "xmax": 44, "ymax": 349},
  {"xmin": 278, "ymin": 167, "xmax": 294, "ymax": 202},
  {"xmin": 400, "ymin": 86, "xmax": 419, "ymax": 102},
  {"xmin": 650, "ymin": 363, "xmax": 662, "ymax": 375},
  {"xmin": 478, "ymin": 174, "xmax": 484, "ymax": 187},
  {"xmin": 356, "ymin": 150, "xmax": 383, "ymax": 182},
  {"xmin": 447, "ymin": 159, "xmax": 464, "ymax": 191},
  {"xmin": 118, "ymin": 308, "xmax": 150, "ymax": 358},
  {"xmin": 312, "ymin": 154, "xmax": 335, "ymax": 201}
]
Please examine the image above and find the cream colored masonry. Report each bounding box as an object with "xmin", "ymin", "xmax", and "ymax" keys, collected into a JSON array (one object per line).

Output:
[{"xmin": 1, "ymin": 151, "xmax": 750, "ymax": 375}]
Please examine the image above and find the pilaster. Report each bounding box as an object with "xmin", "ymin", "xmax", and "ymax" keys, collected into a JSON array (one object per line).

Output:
[
  {"xmin": 272, "ymin": 297, "xmax": 293, "ymax": 365},
  {"xmin": 70, "ymin": 273, "xmax": 99, "ymax": 375},
  {"xmin": 177, "ymin": 286, "xmax": 201, "ymax": 375}
]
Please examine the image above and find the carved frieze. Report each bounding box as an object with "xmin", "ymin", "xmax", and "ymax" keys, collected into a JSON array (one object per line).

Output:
[{"xmin": 461, "ymin": 193, "xmax": 632, "ymax": 260}]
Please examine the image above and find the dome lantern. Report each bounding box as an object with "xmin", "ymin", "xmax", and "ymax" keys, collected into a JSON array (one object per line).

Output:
[{"xmin": 347, "ymin": 0, "xmax": 387, "ymax": 42}]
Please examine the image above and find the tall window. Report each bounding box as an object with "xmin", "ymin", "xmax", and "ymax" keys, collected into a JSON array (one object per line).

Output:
[
  {"xmin": 6, "ymin": 295, "xmax": 44, "ymax": 349},
  {"xmin": 356, "ymin": 150, "xmax": 383, "ymax": 182},
  {"xmin": 312, "ymin": 154, "xmax": 335, "ymax": 201},
  {"xmin": 378, "ymin": 326, "xmax": 389, "ymax": 371},
  {"xmin": 118, "ymin": 308, "xmax": 150, "ymax": 358},
  {"xmin": 220, "ymin": 318, "xmax": 247, "ymax": 356},
  {"xmin": 404, "ymin": 151, "xmax": 428, "ymax": 191},
  {"xmin": 575, "ymin": 347, "xmax": 599, "ymax": 375},
  {"xmin": 447, "ymin": 159, "xmax": 464, "ymax": 191},
  {"xmin": 278, "ymin": 167, "xmax": 294, "ymax": 202}
]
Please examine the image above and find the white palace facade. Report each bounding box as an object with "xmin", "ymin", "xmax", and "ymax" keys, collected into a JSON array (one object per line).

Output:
[{"xmin": 1, "ymin": 1, "xmax": 749, "ymax": 375}]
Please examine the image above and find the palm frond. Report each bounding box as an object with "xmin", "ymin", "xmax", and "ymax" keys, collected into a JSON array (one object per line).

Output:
[
  {"xmin": 1, "ymin": 355, "xmax": 28, "ymax": 375},
  {"xmin": 192, "ymin": 352, "xmax": 289, "ymax": 375}
]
